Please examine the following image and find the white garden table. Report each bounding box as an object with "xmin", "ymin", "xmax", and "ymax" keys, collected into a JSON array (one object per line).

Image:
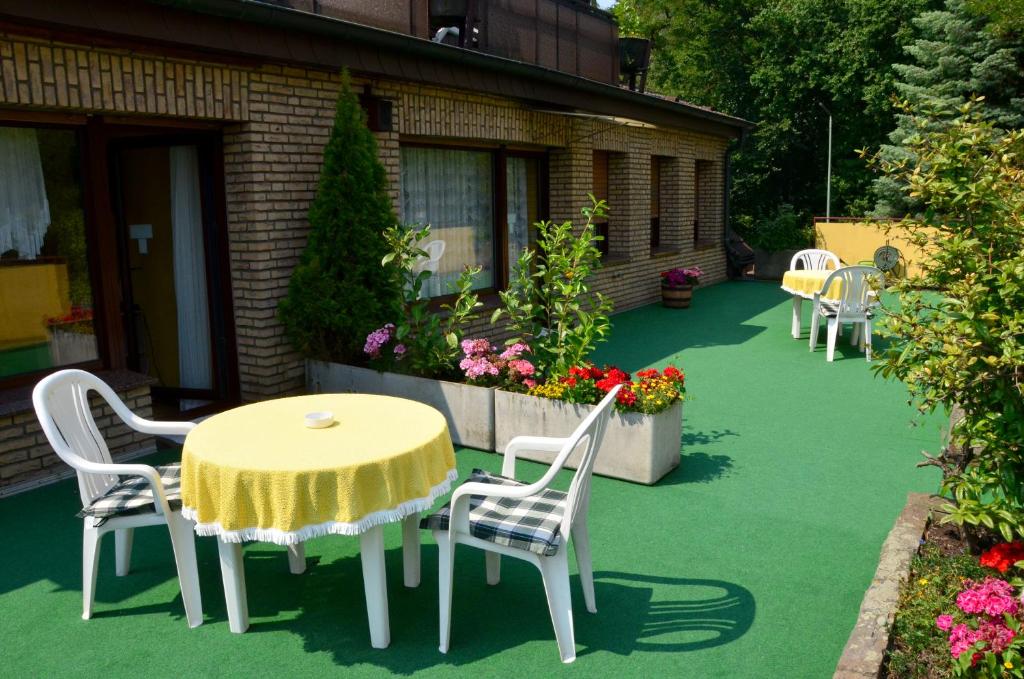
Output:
[{"xmin": 780, "ymin": 269, "xmax": 843, "ymax": 338}]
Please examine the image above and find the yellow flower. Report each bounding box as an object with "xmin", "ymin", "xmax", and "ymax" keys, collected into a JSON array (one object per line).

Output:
[
  {"xmin": 918, "ymin": 578, "xmax": 929, "ymax": 586},
  {"xmin": 1005, "ymin": 661, "xmax": 1014, "ymax": 669}
]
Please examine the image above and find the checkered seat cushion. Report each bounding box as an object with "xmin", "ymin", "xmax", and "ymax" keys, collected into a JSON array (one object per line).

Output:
[
  {"xmin": 421, "ymin": 469, "xmax": 567, "ymax": 557},
  {"xmin": 78, "ymin": 464, "xmax": 183, "ymax": 520}
]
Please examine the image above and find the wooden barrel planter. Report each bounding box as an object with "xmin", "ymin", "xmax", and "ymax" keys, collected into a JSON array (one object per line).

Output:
[{"xmin": 661, "ymin": 284, "xmax": 693, "ymax": 308}]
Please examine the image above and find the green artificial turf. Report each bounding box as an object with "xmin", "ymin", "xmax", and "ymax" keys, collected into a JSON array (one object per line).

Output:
[{"xmin": 0, "ymin": 281, "xmax": 943, "ymax": 677}]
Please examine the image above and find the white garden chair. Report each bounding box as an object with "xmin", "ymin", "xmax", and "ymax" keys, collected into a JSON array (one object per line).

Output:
[
  {"xmin": 32, "ymin": 369, "xmax": 203, "ymax": 627},
  {"xmin": 790, "ymin": 248, "xmax": 840, "ymax": 271},
  {"xmin": 809, "ymin": 265, "xmax": 883, "ymax": 362},
  {"xmin": 422, "ymin": 384, "xmax": 623, "ymax": 664},
  {"xmin": 412, "ymin": 239, "xmax": 446, "ymax": 298}
]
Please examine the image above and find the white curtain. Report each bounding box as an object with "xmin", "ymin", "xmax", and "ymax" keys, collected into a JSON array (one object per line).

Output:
[
  {"xmin": 170, "ymin": 146, "xmax": 212, "ymax": 407},
  {"xmin": 400, "ymin": 147, "xmax": 494, "ymax": 296},
  {"xmin": 506, "ymin": 157, "xmax": 530, "ymax": 276},
  {"xmin": 0, "ymin": 127, "xmax": 50, "ymax": 259}
]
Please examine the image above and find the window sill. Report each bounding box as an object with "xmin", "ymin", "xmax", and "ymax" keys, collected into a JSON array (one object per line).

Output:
[
  {"xmin": 650, "ymin": 247, "xmax": 681, "ymax": 259},
  {"xmin": 599, "ymin": 255, "xmax": 630, "ymax": 269},
  {"xmin": 0, "ymin": 369, "xmax": 156, "ymax": 418},
  {"xmin": 694, "ymin": 240, "xmax": 719, "ymax": 252}
]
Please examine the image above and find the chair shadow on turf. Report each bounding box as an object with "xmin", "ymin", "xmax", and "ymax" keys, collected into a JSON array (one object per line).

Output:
[{"xmin": 248, "ymin": 545, "xmax": 754, "ymax": 672}]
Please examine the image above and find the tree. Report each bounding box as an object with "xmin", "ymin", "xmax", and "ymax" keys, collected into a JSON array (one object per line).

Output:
[
  {"xmin": 865, "ymin": 100, "xmax": 1024, "ymax": 542},
  {"xmin": 872, "ymin": 0, "xmax": 1024, "ymax": 216},
  {"xmin": 278, "ymin": 70, "xmax": 402, "ymax": 363}
]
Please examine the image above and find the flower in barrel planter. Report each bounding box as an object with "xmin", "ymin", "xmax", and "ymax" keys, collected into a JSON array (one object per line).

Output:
[
  {"xmin": 529, "ymin": 363, "xmax": 685, "ymax": 414},
  {"xmin": 660, "ymin": 266, "xmax": 703, "ymax": 308}
]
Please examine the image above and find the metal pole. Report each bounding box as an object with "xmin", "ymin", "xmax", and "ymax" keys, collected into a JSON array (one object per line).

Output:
[{"xmin": 826, "ymin": 113, "xmax": 832, "ymax": 222}]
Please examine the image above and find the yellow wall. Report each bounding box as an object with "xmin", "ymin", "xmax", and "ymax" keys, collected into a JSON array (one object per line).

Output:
[
  {"xmin": 815, "ymin": 221, "xmax": 932, "ymax": 278},
  {"xmin": 0, "ymin": 263, "xmax": 70, "ymax": 348}
]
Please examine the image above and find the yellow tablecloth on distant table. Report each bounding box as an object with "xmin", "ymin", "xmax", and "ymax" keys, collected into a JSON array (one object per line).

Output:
[
  {"xmin": 781, "ymin": 269, "xmax": 842, "ymax": 301},
  {"xmin": 180, "ymin": 394, "xmax": 457, "ymax": 544}
]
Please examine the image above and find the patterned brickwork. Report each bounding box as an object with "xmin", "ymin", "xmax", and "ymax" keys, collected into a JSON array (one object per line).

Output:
[{"xmin": 0, "ymin": 31, "xmax": 732, "ymax": 403}]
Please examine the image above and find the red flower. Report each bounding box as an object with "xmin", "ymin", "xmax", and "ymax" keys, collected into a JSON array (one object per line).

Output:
[
  {"xmin": 562, "ymin": 376, "xmax": 578, "ymax": 387},
  {"xmin": 568, "ymin": 366, "xmax": 592, "ymax": 380},
  {"xmin": 587, "ymin": 365, "xmax": 605, "ymax": 379},
  {"xmin": 595, "ymin": 367, "xmax": 630, "ymax": 392},
  {"xmin": 663, "ymin": 365, "xmax": 682, "ymax": 380},
  {"xmin": 637, "ymin": 369, "xmax": 658, "ymax": 379},
  {"xmin": 616, "ymin": 385, "xmax": 637, "ymax": 406},
  {"xmin": 980, "ymin": 542, "xmax": 1024, "ymax": 573}
]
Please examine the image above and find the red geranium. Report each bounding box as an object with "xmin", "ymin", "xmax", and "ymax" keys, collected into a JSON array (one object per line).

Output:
[
  {"xmin": 568, "ymin": 366, "xmax": 591, "ymax": 380},
  {"xmin": 663, "ymin": 365, "xmax": 682, "ymax": 381},
  {"xmin": 980, "ymin": 542, "xmax": 1024, "ymax": 573},
  {"xmin": 616, "ymin": 387, "xmax": 637, "ymax": 407},
  {"xmin": 587, "ymin": 365, "xmax": 605, "ymax": 379},
  {"xmin": 596, "ymin": 367, "xmax": 630, "ymax": 393},
  {"xmin": 637, "ymin": 368, "xmax": 658, "ymax": 379}
]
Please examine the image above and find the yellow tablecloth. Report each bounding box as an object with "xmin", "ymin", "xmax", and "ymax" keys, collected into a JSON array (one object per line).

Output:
[
  {"xmin": 781, "ymin": 269, "xmax": 842, "ymax": 301},
  {"xmin": 180, "ymin": 394, "xmax": 457, "ymax": 544}
]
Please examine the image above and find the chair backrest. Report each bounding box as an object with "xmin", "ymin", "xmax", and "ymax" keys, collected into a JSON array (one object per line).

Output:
[
  {"xmin": 820, "ymin": 265, "xmax": 882, "ymax": 317},
  {"xmin": 412, "ymin": 239, "xmax": 446, "ymax": 275},
  {"xmin": 32, "ymin": 369, "xmax": 139, "ymax": 507},
  {"xmin": 530, "ymin": 385, "xmax": 621, "ymax": 538},
  {"xmin": 790, "ymin": 249, "xmax": 840, "ymax": 271}
]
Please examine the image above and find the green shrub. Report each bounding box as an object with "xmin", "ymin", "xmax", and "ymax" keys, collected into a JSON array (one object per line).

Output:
[
  {"xmin": 491, "ymin": 198, "xmax": 613, "ymax": 379},
  {"xmin": 735, "ymin": 204, "xmax": 814, "ymax": 252},
  {"xmin": 279, "ymin": 70, "xmax": 402, "ymax": 363}
]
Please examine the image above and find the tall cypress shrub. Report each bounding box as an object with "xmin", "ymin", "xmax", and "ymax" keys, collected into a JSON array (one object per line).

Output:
[{"xmin": 279, "ymin": 70, "xmax": 402, "ymax": 363}]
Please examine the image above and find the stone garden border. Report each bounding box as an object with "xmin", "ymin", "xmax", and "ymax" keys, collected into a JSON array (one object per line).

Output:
[{"xmin": 834, "ymin": 493, "xmax": 946, "ymax": 678}]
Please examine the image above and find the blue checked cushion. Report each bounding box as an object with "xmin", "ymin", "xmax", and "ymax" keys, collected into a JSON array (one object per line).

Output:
[
  {"xmin": 421, "ymin": 468, "xmax": 566, "ymax": 557},
  {"xmin": 78, "ymin": 464, "xmax": 182, "ymax": 519}
]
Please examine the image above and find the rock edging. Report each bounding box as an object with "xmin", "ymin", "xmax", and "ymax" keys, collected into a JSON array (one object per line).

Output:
[{"xmin": 834, "ymin": 493, "xmax": 943, "ymax": 678}]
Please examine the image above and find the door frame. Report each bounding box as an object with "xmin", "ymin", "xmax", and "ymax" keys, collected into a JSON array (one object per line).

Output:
[{"xmin": 103, "ymin": 122, "xmax": 239, "ymax": 413}]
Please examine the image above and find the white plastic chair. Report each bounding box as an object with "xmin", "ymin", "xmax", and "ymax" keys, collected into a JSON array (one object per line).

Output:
[
  {"xmin": 412, "ymin": 239, "xmax": 446, "ymax": 298},
  {"xmin": 809, "ymin": 265, "xmax": 883, "ymax": 362},
  {"xmin": 424, "ymin": 384, "xmax": 622, "ymax": 664},
  {"xmin": 32, "ymin": 369, "xmax": 203, "ymax": 627},
  {"xmin": 790, "ymin": 248, "xmax": 840, "ymax": 271}
]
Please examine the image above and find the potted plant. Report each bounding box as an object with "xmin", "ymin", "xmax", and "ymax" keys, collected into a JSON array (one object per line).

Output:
[
  {"xmin": 660, "ymin": 266, "xmax": 703, "ymax": 308},
  {"xmin": 494, "ymin": 364, "xmax": 686, "ymax": 485}
]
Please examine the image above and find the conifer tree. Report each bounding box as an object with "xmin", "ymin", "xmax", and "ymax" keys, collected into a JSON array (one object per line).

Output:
[
  {"xmin": 279, "ymin": 70, "xmax": 402, "ymax": 362},
  {"xmin": 872, "ymin": 0, "xmax": 1024, "ymax": 216}
]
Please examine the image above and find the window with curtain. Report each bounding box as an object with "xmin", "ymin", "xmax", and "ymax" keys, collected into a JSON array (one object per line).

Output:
[
  {"xmin": 506, "ymin": 155, "xmax": 541, "ymax": 276},
  {"xmin": 592, "ymin": 150, "xmax": 610, "ymax": 257},
  {"xmin": 400, "ymin": 146, "xmax": 495, "ymax": 296},
  {"xmin": 650, "ymin": 156, "xmax": 662, "ymax": 251},
  {"xmin": 0, "ymin": 126, "xmax": 98, "ymax": 380}
]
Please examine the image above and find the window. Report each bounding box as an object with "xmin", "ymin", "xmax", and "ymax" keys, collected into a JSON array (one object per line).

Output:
[
  {"xmin": 694, "ymin": 159, "xmax": 714, "ymax": 246},
  {"xmin": 650, "ymin": 156, "xmax": 661, "ymax": 251},
  {"xmin": 400, "ymin": 145, "xmax": 545, "ymax": 297},
  {"xmin": 592, "ymin": 150, "xmax": 610, "ymax": 257},
  {"xmin": 0, "ymin": 126, "xmax": 98, "ymax": 380}
]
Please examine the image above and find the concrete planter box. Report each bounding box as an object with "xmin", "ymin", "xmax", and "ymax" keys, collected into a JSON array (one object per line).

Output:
[
  {"xmin": 753, "ymin": 248, "xmax": 799, "ymax": 280},
  {"xmin": 306, "ymin": 360, "xmax": 495, "ymax": 450},
  {"xmin": 494, "ymin": 390, "xmax": 683, "ymax": 485}
]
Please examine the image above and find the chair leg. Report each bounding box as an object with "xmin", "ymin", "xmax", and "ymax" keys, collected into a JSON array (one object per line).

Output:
[
  {"xmin": 402, "ymin": 514, "xmax": 421, "ymax": 588},
  {"xmin": 115, "ymin": 528, "xmax": 134, "ymax": 576},
  {"xmin": 791, "ymin": 296, "xmax": 802, "ymax": 339},
  {"xmin": 166, "ymin": 513, "xmax": 203, "ymax": 628},
  {"xmin": 435, "ymin": 531, "xmax": 456, "ymax": 654},
  {"xmin": 485, "ymin": 552, "xmax": 501, "ymax": 586},
  {"xmin": 82, "ymin": 523, "xmax": 102, "ymax": 620},
  {"xmin": 217, "ymin": 539, "xmax": 249, "ymax": 633},
  {"xmin": 826, "ymin": 317, "xmax": 839, "ymax": 362},
  {"xmin": 571, "ymin": 522, "xmax": 596, "ymax": 614},
  {"xmin": 358, "ymin": 525, "xmax": 390, "ymax": 649},
  {"xmin": 539, "ymin": 549, "xmax": 577, "ymax": 664},
  {"xmin": 865, "ymin": 318, "xmax": 873, "ymax": 361},
  {"xmin": 809, "ymin": 305, "xmax": 821, "ymax": 351},
  {"xmin": 287, "ymin": 543, "xmax": 306, "ymax": 575},
  {"xmin": 850, "ymin": 321, "xmax": 861, "ymax": 347}
]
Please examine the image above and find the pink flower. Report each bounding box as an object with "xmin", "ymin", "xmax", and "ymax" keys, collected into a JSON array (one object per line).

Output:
[
  {"xmin": 948, "ymin": 623, "xmax": 977, "ymax": 658},
  {"xmin": 393, "ymin": 343, "xmax": 407, "ymax": 358},
  {"xmin": 936, "ymin": 614, "xmax": 954, "ymax": 631},
  {"xmin": 500, "ymin": 343, "xmax": 530, "ymax": 360},
  {"xmin": 460, "ymin": 338, "xmax": 493, "ymax": 357},
  {"xmin": 364, "ymin": 324, "xmax": 395, "ymax": 358},
  {"xmin": 956, "ymin": 578, "xmax": 1018, "ymax": 616},
  {"xmin": 508, "ymin": 359, "xmax": 535, "ymax": 377},
  {"xmin": 460, "ymin": 357, "xmax": 499, "ymax": 379},
  {"xmin": 523, "ymin": 378, "xmax": 537, "ymax": 388}
]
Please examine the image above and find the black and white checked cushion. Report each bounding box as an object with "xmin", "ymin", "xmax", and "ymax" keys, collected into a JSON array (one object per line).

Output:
[
  {"xmin": 421, "ymin": 468, "xmax": 566, "ymax": 557},
  {"xmin": 78, "ymin": 464, "xmax": 183, "ymax": 519}
]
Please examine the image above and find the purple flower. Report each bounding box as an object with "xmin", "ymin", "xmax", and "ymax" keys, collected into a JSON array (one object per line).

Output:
[
  {"xmin": 364, "ymin": 324, "xmax": 395, "ymax": 358},
  {"xmin": 393, "ymin": 343, "xmax": 407, "ymax": 359}
]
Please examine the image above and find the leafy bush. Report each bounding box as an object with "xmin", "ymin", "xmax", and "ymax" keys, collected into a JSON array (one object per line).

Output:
[
  {"xmin": 735, "ymin": 204, "xmax": 814, "ymax": 252},
  {"xmin": 491, "ymin": 198, "xmax": 613, "ymax": 379},
  {"xmin": 864, "ymin": 99, "xmax": 1024, "ymax": 542},
  {"xmin": 279, "ymin": 69, "xmax": 402, "ymax": 363}
]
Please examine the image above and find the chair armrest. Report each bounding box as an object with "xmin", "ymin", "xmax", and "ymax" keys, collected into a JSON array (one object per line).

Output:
[
  {"xmin": 127, "ymin": 417, "xmax": 196, "ymax": 437},
  {"xmin": 76, "ymin": 459, "xmax": 174, "ymax": 516},
  {"xmin": 447, "ymin": 478, "xmax": 549, "ymax": 534},
  {"xmin": 502, "ymin": 435, "xmax": 567, "ymax": 477}
]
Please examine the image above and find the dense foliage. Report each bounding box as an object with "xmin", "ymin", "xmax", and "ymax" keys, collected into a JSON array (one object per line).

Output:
[
  {"xmin": 873, "ymin": 0, "xmax": 1024, "ymax": 216},
  {"xmin": 279, "ymin": 70, "xmax": 402, "ymax": 363},
  {"xmin": 614, "ymin": 0, "xmax": 934, "ymax": 243},
  {"xmin": 491, "ymin": 199, "xmax": 613, "ymax": 380},
  {"xmin": 866, "ymin": 100, "xmax": 1024, "ymax": 542}
]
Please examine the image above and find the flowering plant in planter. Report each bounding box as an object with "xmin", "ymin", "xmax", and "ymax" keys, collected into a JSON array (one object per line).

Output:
[
  {"xmin": 458, "ymin": 339, "xmax": 537, "ymax": 390},
  {"xmin": 933, "ymin": 575, "xmax": 1024, "ymax": 676},
  {"xmin": 661, "ymin": 266, "xmax": 704, "ymax": 288},
  {"xmin": 528, "ymin": 364, "xmax": 685, "ymax": 414}
]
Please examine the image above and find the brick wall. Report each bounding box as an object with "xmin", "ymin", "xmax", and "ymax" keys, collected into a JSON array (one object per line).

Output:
[
  {"xmin": 0, "ymin": 385, "xmax": 154, "ymax": 495},
  {"xmin": 0, "ymin": 31, "xmax": 732, "ymax": 403}
]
